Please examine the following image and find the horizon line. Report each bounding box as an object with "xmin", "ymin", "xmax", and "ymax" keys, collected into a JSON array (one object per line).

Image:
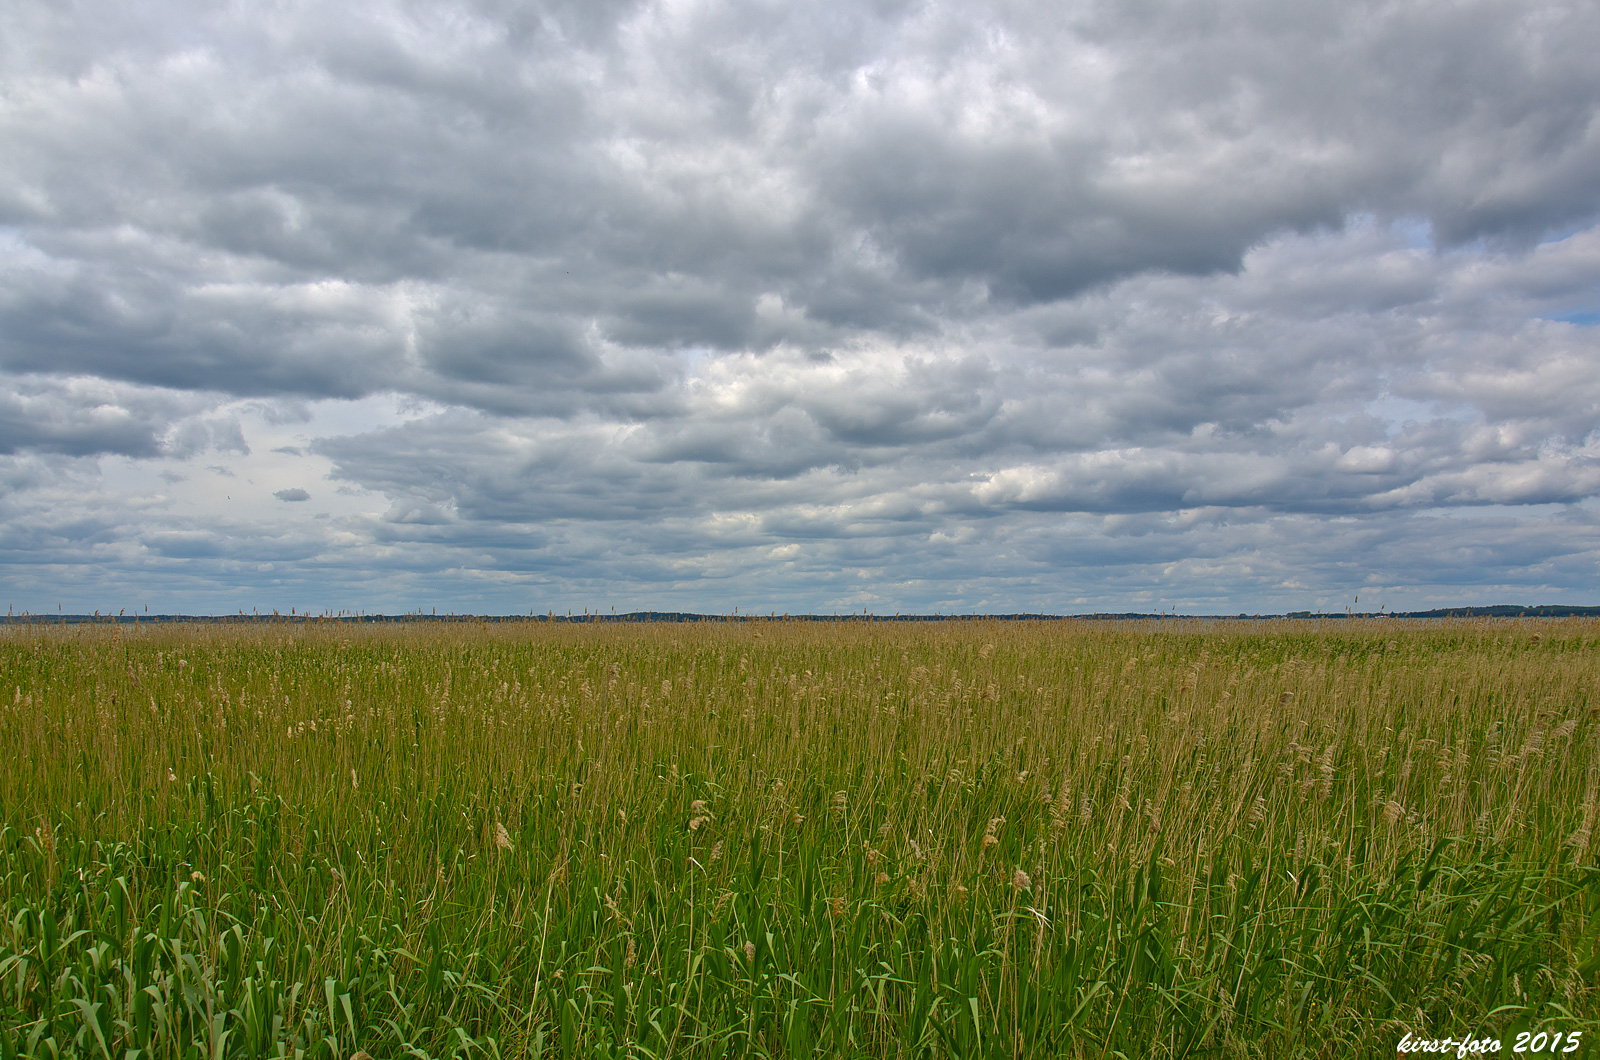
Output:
[{"xmin": 7, "ymin": 604, "xmax": 1600, "ymax": 624}]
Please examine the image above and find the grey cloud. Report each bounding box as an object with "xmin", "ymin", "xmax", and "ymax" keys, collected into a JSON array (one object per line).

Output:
[
  {"xmin": 0, "ymin": 390, "xmax": 166, "ymax": 458},
  {"xmin": 303, "ymin": 225, "xmax": 1600, "ymax": 554},
  {"xmin": 383, "ymin": 499, "xmax": 454, "ymax": 525},
  {"xmin": 143, "ymin": 531, "xmax": 230, "ymax": 559},
  {"xmin": 274, "ymin": 488, "xmax": 311, "ymax": 502},
  {"xmin": 1073, "ymin": 0, "xmax": 1600, "ymax": 248},
  {"xmin": 0, "ymin": 263, "xmax": 410, "ymax": 397},
  {"xmin": 415, "ymin": 304, "xmax": 592, "ymax": 384},
  {"xmin": 4, "ymin": 0, "xmax": 1600, "ymax": 613},
  {"xmin": 166, "ymin": 417, "xmax": 250, "ymax": 460},
  {"xmin": 602, "ymin": 280, "xmax": 760, "ymax": 351},
  {"xmin": 0, "ymin": 376, "xmax": 239, "ymax": 458},
  {"xmin": 7, "ymin": 0, "xmax": 1592, "ymax": 398},
  {"xmin": 800, "ymin": 358, "xmax": 999, "ymax": 447}
]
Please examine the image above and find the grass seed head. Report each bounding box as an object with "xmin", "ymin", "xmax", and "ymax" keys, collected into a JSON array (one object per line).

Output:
[{"xmin": 983, "ymin": 816, "xmax": 1004, "ymax": 848}]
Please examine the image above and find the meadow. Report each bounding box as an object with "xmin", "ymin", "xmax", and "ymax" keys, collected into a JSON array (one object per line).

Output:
[{"xmin": 1, "ymin": 618, "xmax": 1597, "ymax": 1059}]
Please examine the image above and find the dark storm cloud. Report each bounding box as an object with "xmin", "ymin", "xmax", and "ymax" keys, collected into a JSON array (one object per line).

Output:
[{"xmin": 3, "ymin": 0, "xmax": 1600, "ymax": 611}]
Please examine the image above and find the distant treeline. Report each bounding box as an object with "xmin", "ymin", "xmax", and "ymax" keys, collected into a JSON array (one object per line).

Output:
[{"xmin": 7, "ymin": 604, "xmax": 1600, "ymax": 625}]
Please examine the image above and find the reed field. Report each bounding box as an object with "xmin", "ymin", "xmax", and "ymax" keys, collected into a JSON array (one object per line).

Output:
[{"xmin": 2, "ymin": 618, "xmax": 1598, "ymax": 1059}]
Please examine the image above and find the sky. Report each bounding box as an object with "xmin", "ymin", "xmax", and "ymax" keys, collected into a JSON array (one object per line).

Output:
[{"xmin": 2, "ymin": 0, "xmax": 1599, "ymax": 616}]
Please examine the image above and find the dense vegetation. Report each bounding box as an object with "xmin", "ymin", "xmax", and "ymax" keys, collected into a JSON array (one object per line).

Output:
[{"xmin": 2, "ymin": 619, "xmax": 1597, "ymax": 1058}]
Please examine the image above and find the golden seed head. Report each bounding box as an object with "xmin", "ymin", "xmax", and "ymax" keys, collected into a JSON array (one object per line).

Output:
[
  {"xmin": 690, "ymin": 799, "xmax": 708, "ymax": 813},
  {"xmin": 689, "ymin": 816, "xmax": 709, "ymax": 831},
  {"xmin": 743, "ymin": 941, "xmax": 756, "ymax": 962},
  {"xmin": 494, "ymin": 822, "xmax": 513, "ymax": 851},
  {"xmin": 1011, "ymin": 869, "xmax": 1032, "ymax": 891}
]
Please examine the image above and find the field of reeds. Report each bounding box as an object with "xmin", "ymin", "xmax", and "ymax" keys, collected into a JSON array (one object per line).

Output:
[{"xmin": 2, "ymin": 618, "xmax": 1597, "ymax": 1059}]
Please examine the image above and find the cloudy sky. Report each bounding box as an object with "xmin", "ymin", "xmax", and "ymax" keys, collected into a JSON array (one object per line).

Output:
[{"xmin": 3, "ymin": 0, "xmax": 1599, "ymax": 615}]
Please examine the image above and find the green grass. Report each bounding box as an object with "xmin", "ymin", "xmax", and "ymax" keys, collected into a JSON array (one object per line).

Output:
[{"xmin": 1, "ymin": 618, "xmax": 1597, "ymax": 1058}]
